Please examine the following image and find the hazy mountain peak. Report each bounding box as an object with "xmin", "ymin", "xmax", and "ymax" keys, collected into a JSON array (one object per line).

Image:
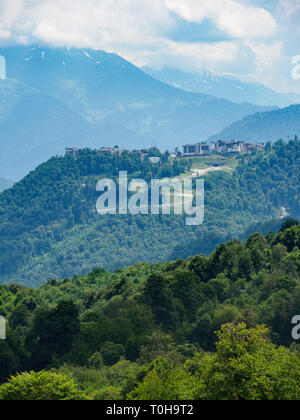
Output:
[
  {"xmin": 209, "ymin": 104, "xmax": 300, "ymax": 143},
  {"xmin": 143, "ymin": 66, "xmax": 300, "ymax": 107},
  {"xmin": 0, "ymin": 45, "xmax": 274, "ymax": 180}
]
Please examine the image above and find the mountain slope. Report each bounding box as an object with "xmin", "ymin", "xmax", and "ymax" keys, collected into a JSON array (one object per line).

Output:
[
  {"xmin": 1, "ymin": 140, "xmax": 300, "ymax": 287},
  {"xmin": 0, "ymin": 178, "xmax": 13, "ymax": 192},
  {"xmin": 0, "ymin": 89, "xmax": 100, "ymax": 180},
  {"xmin": 0, "ymin": 46, "xmax": 273, "ymax": 179},
  {"xmin": 209, "ymin": 105, "xmax": 300, "ymax": 143},
  {"xmin": 143, "ymin": 66, "xmax": 300, "ymax": 107},
  {"xmin": 1, "ymin": 221, "xmax": 300, "ymax": 396}
]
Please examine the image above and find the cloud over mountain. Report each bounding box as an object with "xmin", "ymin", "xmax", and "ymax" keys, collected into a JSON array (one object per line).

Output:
[{"xmin": 0, "ymin": 0, "xmax": 299, "ymax": 93}]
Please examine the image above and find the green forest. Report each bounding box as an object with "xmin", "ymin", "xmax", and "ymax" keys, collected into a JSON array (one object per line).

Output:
[
  {"xmin": 1, "ymin": 139, "xmax": 300, "ymax": 286},
  {"xmin": 1, "ymin": 219, "xmax": 300, "ymax": 400}
]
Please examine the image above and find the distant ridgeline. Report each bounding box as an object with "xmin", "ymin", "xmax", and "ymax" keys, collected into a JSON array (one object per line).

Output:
[
  {"xmin": 209, "ymin": 105, "xmax": 300, "ymax": 144},
  {"xmin": 0, "ymin": 140, "xmax": 300, "ymax": 287},
  {"xmin": 1, "ymin": 220, "xmax": 300, "ymax": 399},
  {"xmin": 0, "ymin": 178, "xmax": 13, "ymax": 193},
  {"xmin": 0, "ymin": 45, "xmax": 275, "ymax": 181}
]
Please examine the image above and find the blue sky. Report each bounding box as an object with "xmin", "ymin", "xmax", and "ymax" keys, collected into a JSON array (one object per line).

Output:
[{"xmin": 0, "ymin": 0, "xmax": 300, "ymax": 93}]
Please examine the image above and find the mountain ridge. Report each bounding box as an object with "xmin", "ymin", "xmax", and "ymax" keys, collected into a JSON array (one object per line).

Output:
[
  {"xmin": 0, "ymin": 45, "xmax": 274, "ymax": 180},
  {"xmin": 1, "ymin": 139, "xmax": 300, "ymax": 286},
  {"xmin": 143, "ymin": 66, "xmax": 300, "ymax": 107},
  {"xmin": 208, "ymin": 104, "xmax": 300, "ymax": 143},
  {"xmin": 0, "ymin": 178, "xmax": 13, "ymax": 192}
]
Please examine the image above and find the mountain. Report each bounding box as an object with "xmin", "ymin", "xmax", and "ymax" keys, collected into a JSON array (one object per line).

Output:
[
  {"xmin": 0, "ymin": 178, "xmax": 13, "ymax": 192},
  {"xmin": 1, "ymin": 139, "xmax": 300, "ymax": 287},
  {"xmin": 1, "ymin": 220, "xmax": 300, "ymax": 399},
  {"xmin": 0, "ymin": 46, "xmax": 273, "ymax": 180},
  {"xmin": 143, "ymin": 66, "xmax": 300, "ymax": 107},
  {"xmin": 209, "ymin": 105, "xmax": 300, "ymax": 143},
  {"xmin": 0, "ymin": 81, "xmax": 102, "ymax": 180}
]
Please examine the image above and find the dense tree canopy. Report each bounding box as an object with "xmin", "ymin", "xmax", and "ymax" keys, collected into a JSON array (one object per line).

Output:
[
  {"xmin": 0, "ymin": 371, "xmax": 85, "ymax": 401},
  {"xmin": 1, "ymin": 140, "xmax": 300, "ymax": 286},
  {"xmin": 1, "ymin": 221, "xmax": 300, "ymax": 399}
]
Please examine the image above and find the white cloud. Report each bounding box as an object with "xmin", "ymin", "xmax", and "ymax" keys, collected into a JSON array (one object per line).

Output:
[
  {"xmin": 164, "ymin": 40, "xmax": 239, "ymax": 69},
  {"xmin": 279, "ymin": 0, "xmax": 300, "ymax": 17},
  {"xmin": 0, "ymin": 28, "xmax": 11, "ymax": 40},
  {"xmin": 1, "ymin": 0, "xmax": 172, "ymax": 48},
  {"xmin": 165, "ymin": 0, "xmax": 278, "ymax": 39},
  {"xmin": 0, "ymin": 0, "xmax": 298, "ymax": 92},
  {"xmin": 0, "ymin": 0, "xmax": 278, "ymax": 46},
  {"xmin": 245, "ymin": 41, "xmax": 282, "ymax": 68}
]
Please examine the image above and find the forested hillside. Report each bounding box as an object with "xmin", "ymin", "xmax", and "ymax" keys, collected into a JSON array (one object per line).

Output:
[
  {"xmin": 1, "ymin": 139, "xmax": 300, "ymax": 286},
  {"xmin": 1, "ymin": 220, "xmax": 300, "ymax": 400},
  {"xmin": 209, "ymin": 105, "xmax": 300, "ymax": 143}
]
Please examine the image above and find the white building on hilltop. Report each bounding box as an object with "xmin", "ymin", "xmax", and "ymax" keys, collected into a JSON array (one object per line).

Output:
[
  {"xmin": 210, "ymin": 140, "xmax": 244, "ymax": 154},
  {"xmin": 182, "ymin": 143, "xmax": 210, "ymax": 157},
  {"xmin": 182, "ymin": 140, "xmax": 266, "ymax": 157},
  {"xmin": 210, "ymin": 140, "xmax": 265, "ymax": 154}
]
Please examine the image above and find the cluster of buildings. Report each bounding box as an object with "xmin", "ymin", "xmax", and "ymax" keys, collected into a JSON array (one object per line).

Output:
[
  {"xmin": 182, "ymin": 144, "xmax": 210, "ymax": 156},
  {"xmin": 66, "ymin": 140, "xmax": 265, "ymax": 163},
  {"xmin": 182, "ymin": 140, "xmax": 265, "ymax": 157}
]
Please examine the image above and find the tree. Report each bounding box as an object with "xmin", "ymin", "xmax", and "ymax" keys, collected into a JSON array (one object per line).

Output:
[
  {"xmin": 29, "ymin": 300, "xmax": 80, "ymax": 369},
  {"xmin": 100, "ymin": 342, "xmax": 125, "ymax": 366},
  {"xmin": 143, "ymin": 274, "xmax": 177, "ymax": 328},
  {"xmin": 88, "ymin": 352, "xmax": 104, "ymax": 369},
  {"xmin": 9, "ymin": 304, "xmax": 30, "ymax": 329},
  {"xmin": 128, "ymin": 358, "xmax": 196, "ymax": 400},
  {"xmin": 191, "ymin": 314, "xmax": 215, "ymax": 351},
  {"xmin": 138, "ymin": 331, "xmax": 181, "ymax": 364},
  {"xmin": 274, "ymin": 225, "xmax": 300, "ymax": 252},
  {"xmin": 279, "ymin": 218, "xmax": 300, "ymax": 232},
  {"xmin": 246, "ymin": 233, "xmax": 268, "ymax": 273},
  {"xmin": 212, "ymin": 305, "xmax": 240, "ymax": 331},
  {"xmin": 0, "ymin": 371, "xmax": 86, "ymax": 400},
  {"xmin": 198, "ymin": 323, "xmax": 300, "ymax": 400},
  {"xmin": 238, "ymin": 249, "xmax": 253, "ymax": 280},
  {"xmin": 0, "ymin": 341, "xmax": 18, "ymax": 384}
]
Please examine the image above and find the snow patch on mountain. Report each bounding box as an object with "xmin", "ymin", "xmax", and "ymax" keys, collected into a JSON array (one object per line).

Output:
[{"xmin": 83, "ymin": 51, "xmax": 92, "ymax": 59}]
